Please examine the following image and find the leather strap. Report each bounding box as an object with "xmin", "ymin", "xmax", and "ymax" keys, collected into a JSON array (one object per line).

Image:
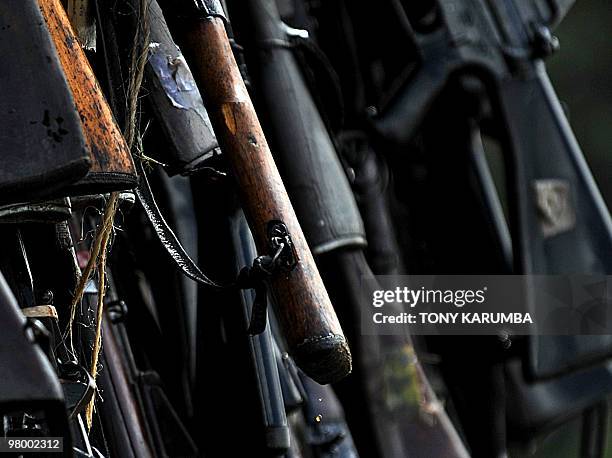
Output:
[
  {"xmin": 134, "ymin": 160, "xmax": 224, "ymax": 289},
  {"xmin": 134, "ymin": 160, "xmax": 296, "ymax": 335}
]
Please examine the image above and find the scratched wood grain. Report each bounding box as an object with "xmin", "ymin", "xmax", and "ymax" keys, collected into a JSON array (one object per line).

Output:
[
  {"xmin": 39, "ymin": 0, "xmax": 137, "ymax": 194},
  {"xmin": 180, "ymin": 17, "xmax": 351, "ymax": 384}
]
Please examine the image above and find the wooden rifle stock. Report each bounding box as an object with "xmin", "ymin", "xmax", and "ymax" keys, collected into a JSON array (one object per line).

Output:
[
  {"xmin": 38, "ymin": 0, "xmax": 137, "ymax": 195},
  {"xmin": 178, "ymin": 17, "xmax": 351, "ymax": 384}
]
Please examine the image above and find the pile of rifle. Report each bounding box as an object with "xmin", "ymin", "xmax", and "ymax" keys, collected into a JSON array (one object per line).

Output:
[{"xmin": 0, "ymin": 0, "xmax": 610, "ymax": 457}]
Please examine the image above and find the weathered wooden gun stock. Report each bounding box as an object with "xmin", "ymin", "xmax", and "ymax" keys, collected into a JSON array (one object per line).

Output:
[
  {"xmin": 160, "ymin": 2, "xmax": 351, "ymax": 384},
  {"xmin": 38, "ymin": 0, "xmax": 137, "ymax": 195},
  {"xmin": 0, "ymin": 0, "xmax": 90, "ymax": 205}
]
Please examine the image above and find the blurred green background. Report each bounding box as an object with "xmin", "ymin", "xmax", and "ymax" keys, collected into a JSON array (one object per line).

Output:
[
  {"xmin": 547, "ymin": 0, "xmax": 612, "ymax": 210},
  {"xmin": 510, "ymin": 3, "xmax": 612, "ymax": 456}
]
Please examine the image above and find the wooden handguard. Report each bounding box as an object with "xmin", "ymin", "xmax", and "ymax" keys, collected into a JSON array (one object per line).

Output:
[
  {"xmin": 38, "ymin": 0, "xmax": 137, "ymax": 194},
  {"xmin": 181, "ymin": 17, "xmax": 351, "ymax": 384}
]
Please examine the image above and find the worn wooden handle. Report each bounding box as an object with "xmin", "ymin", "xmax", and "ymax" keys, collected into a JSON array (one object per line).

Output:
[{"xmin": 180, "ymin": 17, "xmax": 351, "ymax": 384}]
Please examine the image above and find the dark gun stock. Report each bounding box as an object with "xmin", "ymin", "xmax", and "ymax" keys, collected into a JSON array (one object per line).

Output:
[
  {"xmin": 241, "ymin": 0, "xmax": 367, "ymax": 256},
  {"xmin": 0, "ymin": 0, "xmax": 90, "ymax": 205},
  {"xmin": 496, "ymin": 66, "xmax": 612, "ymax": 380},
  {"xmin": 496, "ymin": 67, "xmax": 612, "ymax": 275},
  {"xmin": 161, "ymin": 9, "xmax": 351, "ymax": 384},
  {"xmin": 38, "ymin": 0, "xmax": 137, "ymax": 195},
  {"xmin": 0, "ymin": 270, "xmax": 72, "ymax": 452},
  {"xmin": 144, "ymin": 0, "xmax": 222, "ymax": 176}
]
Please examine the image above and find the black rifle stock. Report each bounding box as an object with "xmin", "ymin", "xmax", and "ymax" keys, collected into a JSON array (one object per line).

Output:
[
  {"xmin": 0, "ymin": 270, "xmax": 72, "ymax": 452},
  {"xmin": 242, "ymin": 0, "xmax": 367, "ymax": 256},
  {"xmin": 373, "ymin": 0, "xmax": 612, "ymax": 277},
  {"xmin": 371, "ymin": 0, "xmax": 612, "ymax": 381},
  {"xmin": 142, "ymin": 0, "xmax": 222, "ymax": 176},
  {"xmin": 0, "ymin": 0, "xmax": 90, "ymax": 205}
]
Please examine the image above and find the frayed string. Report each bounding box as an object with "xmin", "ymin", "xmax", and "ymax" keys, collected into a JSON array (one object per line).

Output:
[{"xmin": 66, "ymin": 0, "xmax": 151, "ymax": 430}]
